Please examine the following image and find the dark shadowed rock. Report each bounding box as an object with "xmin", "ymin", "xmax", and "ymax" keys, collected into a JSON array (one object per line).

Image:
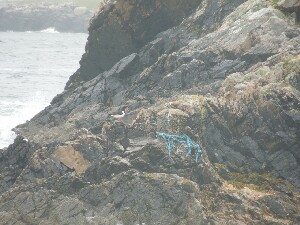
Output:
[{"xmin": 66, "ymin": 0, "xmax": 202, "ymax": 87}]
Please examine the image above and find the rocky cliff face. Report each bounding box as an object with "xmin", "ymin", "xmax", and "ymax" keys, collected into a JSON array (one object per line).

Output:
[
  {"xmin": 0, "ymin": 4, "xmax": 93, "ymax": 33},
  {"xmin": 67, "ymin": 0, "xmax": 203, "ymax": 85},
  {"xmin": 1, "ymin": 0, "xmax": 300, "ymax": 224}
]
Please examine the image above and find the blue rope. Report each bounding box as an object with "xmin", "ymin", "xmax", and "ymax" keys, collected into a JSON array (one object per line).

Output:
[{"xmin": 156, "ymin": 132, "xmax": 202, "ymax": 162}]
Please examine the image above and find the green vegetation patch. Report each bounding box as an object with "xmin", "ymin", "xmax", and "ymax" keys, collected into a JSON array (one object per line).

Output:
[
  {"xmin": 283, "ymin": 56, "xmax": 300, "ymax": 90},
  {"xmin": 269, "ymin": 0, "xmax": 280, "ymax": 7},
  {"xmin": 228, "ymin": 171, "xmax": 294, "ymax": 191},
  {"xmin": 215, "ymin": 163, "xmax": 295, "ymax": 192}
]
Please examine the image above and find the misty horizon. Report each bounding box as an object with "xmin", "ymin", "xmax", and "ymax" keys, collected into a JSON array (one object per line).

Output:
[{"xmin": 0, "ymin": 0, "xmax": 102, "ymax": 9}]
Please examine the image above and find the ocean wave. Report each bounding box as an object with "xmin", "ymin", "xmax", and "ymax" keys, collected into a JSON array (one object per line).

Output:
[
  {"xmin": 0, "ymin": 92, "xmax": 49, "ymax": 149},
  {"xmin": 40, "ymin": 28, "xmax": 60, "ymax": 33},
  {"xmin": 0, "ymin": 127, "xmax": 16, "ymax": 149},
  {"xmin": 0, "ymin": 31, "xmax": 87, "ymax": 149},
  {"xmin": 5, "ymin": 29, "xmax": 60, "ymax": 34}
]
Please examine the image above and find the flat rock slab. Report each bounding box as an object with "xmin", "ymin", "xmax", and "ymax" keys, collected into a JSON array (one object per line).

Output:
[{"xmin": 54, "ymin": 144, "xmax": 91, "ymax": 175}]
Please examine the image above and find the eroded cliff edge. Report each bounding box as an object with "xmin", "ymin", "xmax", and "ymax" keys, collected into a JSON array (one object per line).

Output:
[{"xmin": 1, "ymin": 0, "xmax": 300, "ymax": 224}]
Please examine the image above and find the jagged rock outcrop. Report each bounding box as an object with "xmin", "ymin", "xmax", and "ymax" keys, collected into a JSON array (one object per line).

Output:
[
  {"xmin": 278, "ymin": 0, "xmax": 300, "ymax": 23},
  {"xmin": 0, "ymin": 4, "xmax": 93, "ymax": 33},
  {"xmin": 1, "ymin": 0, "xmax": 300, "ymax": 224},
  {"xmin": 279, "ymin": 0, "xmax": 300, "ymax": 8},
  {"xmin": 67, "ymin": 0, "xmax": 203, "ymax": 86}
]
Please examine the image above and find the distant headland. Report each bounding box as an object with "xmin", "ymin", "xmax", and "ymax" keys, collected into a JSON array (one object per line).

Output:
[{"xmin": 0, "ymin": 1, "xmax": 99, "ymax": 33}]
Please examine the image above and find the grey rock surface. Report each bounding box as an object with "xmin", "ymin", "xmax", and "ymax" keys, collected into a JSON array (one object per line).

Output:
[{"xmin": 1, "ymin": 0, "xmax": 300, "ymax": 224}]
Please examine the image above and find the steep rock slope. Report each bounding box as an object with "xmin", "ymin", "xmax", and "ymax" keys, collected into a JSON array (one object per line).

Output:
[
  {"xmin": 67, "ymin": 0, "xmax": 203, "ymax": 85},
  {"xmin": 1, "ymin": 0, "xmax": 300, "ymax": 224}
]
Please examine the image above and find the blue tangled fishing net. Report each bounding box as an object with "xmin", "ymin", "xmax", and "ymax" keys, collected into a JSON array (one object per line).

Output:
[{"xmin": 156, "ymin": 132, "xmax": 202, "ymax": 162}]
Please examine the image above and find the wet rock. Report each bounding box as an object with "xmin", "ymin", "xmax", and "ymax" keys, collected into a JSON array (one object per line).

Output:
[{"xmin": 0, "ymin": 136, "xmax": 37, "ymax": 194}]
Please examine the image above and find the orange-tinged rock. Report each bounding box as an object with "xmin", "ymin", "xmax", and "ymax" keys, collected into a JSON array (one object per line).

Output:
[{"xmin": 54, "ymin": 144, "xmax": 91, "ymax": 175}]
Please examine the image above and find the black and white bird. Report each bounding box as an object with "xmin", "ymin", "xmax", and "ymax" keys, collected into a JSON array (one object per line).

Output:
[{"xmin": 108, "ymin": 106, "xmax": 127, "ymax": 119}]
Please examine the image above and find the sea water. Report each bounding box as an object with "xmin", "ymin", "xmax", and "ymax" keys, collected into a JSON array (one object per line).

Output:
[{"xmin": 0, "ymin": 30, "xmax": 87, "ymax": 148}]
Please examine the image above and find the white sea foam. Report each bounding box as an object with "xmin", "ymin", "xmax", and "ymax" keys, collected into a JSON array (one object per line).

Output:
[
  {"xmin": 40, "ymin": 27, "xmax": 60, "ymax": 33},
  {"xmin": 0, "ymin": 31, "xmax": 87, "ymax": 149},
  {"xmin": 0, "ymin": 92, "xmax": 48, "ymax": 148}
]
